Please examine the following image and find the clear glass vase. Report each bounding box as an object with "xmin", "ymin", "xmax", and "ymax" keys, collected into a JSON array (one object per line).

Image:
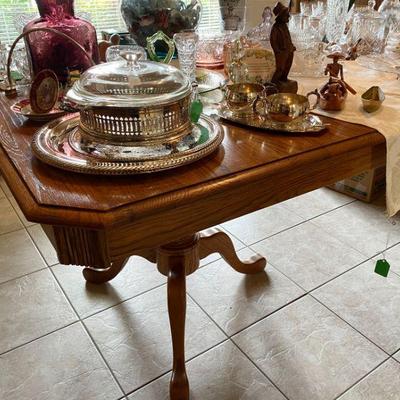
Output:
[
  {"xmin": 326, "ymin": 0, "xmax": 349, "ymax": 43},
  {"xmin": 23, "ymin": 0, "xmax": 99, "ymax": 83}
]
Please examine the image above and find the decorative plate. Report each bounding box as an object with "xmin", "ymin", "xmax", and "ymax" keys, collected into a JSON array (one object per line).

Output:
[
  {"xmin": 32, "ymin": 114, "xmax": 224, "ymax": 175},
  {"xmin": 218, "ymin": 106, "xmax": 326, "ymax": 134},
  {"xmin": 197, "ymin": 69, "xmax": 227, "ymax": 94},
  {"xmin": 11, "ymin": 99, "xmax": 67, "ymax": 122},
  {"xmin": 29, "ymin": 69, "xmax": 59, "ymax": 114}
]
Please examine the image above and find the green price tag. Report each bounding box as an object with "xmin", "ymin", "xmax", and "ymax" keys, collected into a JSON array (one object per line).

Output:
[
  {"xmin": 196, "ymin": 124, "xmax": 209, "ymax": 145},
  {"xmin": 375, "ymin": 259, "xmax": 391, "ymax": 278},
  {"xmin": 190, "ymin": 99, "xmax": 203, "ymax": 123}
]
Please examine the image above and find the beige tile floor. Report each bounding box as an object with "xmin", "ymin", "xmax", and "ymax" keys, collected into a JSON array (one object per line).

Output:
[{"xmin": 1, "ymin": 181, "xmax": 400, "ymax": 400}]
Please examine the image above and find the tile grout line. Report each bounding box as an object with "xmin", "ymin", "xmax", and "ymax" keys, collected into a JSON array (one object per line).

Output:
[
  {"xmin": 1, "ymin": 192, "xmax": 397, "ymax": 397},
  {"xmin": 231, "ymin": 339, "xmax": 290, "ymax": 400},
  {"xmin": 226, "ymin": 287, "xmax": 395, "ymax": 400},
  {"xmin": 279, "ymin": 198, "xmax": 356, "ymax": 223},
  {"xmin": 124, "ymin": 338, "xmax": 233, "ymax": 398},
  {"xmin": 309, "ymin": 294, "xmax": 393, "ymax": 357},
  {"xmin": 333, "ymin": 356, "xmax": 391, "ymax": 400},
  {"xmin": 78, "ymin": 280, "xmax": 167, "ymax": 320},
  {"xmin": 225, "ymin": 292, "xmax": 309, "ymax": 338},
  {"xmin": 186, "ymin": 292, "xmax": 291, "ymax": 400},
  {"xmin": 186, "ymin": 291, "xmax": 292, "ymax": 399},
  {"xmin": 0, "ymin": 265, "xmax": 49, "ymax": 287},
  {"xmin": 80, "ymin": 319, "xmax": 127, "ymax": 397},
  {"xmin": 306, "ymin": 239, "xmax": 400, "ymax": 295},
  {"xmin": 47, "ymin": 266, "xmax": 127, "ymax": 397},
  {"xmin": 24, "ymin": 228, "xmax": 57, "ymax": 270},
  {"xmin": 190, "ymin": 242, "xmax": 400, "ymax": 358},
  {"xmin": 7, "ymin": 195, "xmax": 36, "ymax": 230},
  {"xmin": 0, "ymin": 320, "xmax": 78, "ymax": 357},
  {"xmin": 49, "ymin": 267, "xmax": 232, "ymax": 396},
  {"xmin": 0, "ymin": 225, "xmax": 27, "ymax": 239},
  {"xmin": 224, "ymin": 199, "xmax": 358, "ymax": 248},
  {"xmin": 254, "ymin": 232, "xmax": 400, "ymax": 299}
]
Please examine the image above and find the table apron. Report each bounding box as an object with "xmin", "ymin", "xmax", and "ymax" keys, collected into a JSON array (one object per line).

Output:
[{"xmin": 43, "ymin": 139, "xmax": 385, "ymax": 268}]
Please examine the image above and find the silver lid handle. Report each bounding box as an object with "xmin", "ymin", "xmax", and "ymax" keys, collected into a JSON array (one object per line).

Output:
[{"xmin": 120, "ymin": 51, "xmax": 142, "ymax": 68}]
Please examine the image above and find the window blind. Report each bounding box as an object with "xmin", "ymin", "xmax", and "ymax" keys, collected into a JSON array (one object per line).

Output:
[{"xmin": 0, "ymin": 0, "xmax": 223, "ymax": 45}]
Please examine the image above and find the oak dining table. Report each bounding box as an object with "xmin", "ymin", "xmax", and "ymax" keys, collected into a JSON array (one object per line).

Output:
[{"xmin": 0, "ymin": 91, "xmax": 386, "ymax": 400}]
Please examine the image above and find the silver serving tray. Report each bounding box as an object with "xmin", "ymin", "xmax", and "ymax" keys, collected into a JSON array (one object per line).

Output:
[
  {"xmin": 218, "ymin": 106, "xmax": 326, "ymax": 134},
  {"xmin": 32, "ymin": 114, "xmax": 224, "ymax": 175}
]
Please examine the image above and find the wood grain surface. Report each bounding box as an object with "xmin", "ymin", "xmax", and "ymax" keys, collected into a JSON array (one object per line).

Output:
[{"xmin": 0, "ymin": 92, "xmax": 386, "ymax": 262}]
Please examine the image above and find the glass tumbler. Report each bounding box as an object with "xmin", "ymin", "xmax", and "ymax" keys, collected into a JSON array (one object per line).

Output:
[{"xmin": 173, "ymin": 31, "xmax": 199, "ymax": 83}]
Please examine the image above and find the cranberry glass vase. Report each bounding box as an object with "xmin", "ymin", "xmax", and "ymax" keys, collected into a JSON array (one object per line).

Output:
[{"xmin": 24, "ymin": 0, "xmax": 100, "ymax": 82}]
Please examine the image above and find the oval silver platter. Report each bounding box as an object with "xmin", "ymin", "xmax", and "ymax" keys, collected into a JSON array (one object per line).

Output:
[
  {"xmin": 32, "ymin": 114, "xmax": 224, "ymax": 175},
  {"xmin": 218, "ymin": 105, "xmax": 326, "ymax": 134}
]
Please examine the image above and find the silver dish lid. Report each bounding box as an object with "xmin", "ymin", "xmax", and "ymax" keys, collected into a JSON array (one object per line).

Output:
[{"xmin": 66, "ymin": 52, "xmax": 191, "ymax": 108}]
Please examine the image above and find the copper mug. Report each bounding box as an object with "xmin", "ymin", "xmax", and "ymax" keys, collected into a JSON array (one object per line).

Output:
[
  {"xmin": 224, "ymin": 82, "xmax": 278, "ymax": 115},
  {"xmin": 255, "ymin": 92, "xmax": 319, "ymax": 123}
]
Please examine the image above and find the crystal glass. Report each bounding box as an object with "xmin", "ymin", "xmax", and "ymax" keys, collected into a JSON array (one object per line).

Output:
[
  {"xmin": 173, "ymin": 31, "xmax": 199, "ymax": 83},
  {"xmin": 385, "ymin": 23, "xmax": 400, "ymax": 60},
  {"xmin": 23, "ymin": 0, "xmax": 99, "ymax": 83},
  {"xmin": 349, "ymin": 4, "xmax": 386, "ymax": 54},
  {"xmin": 379, "ymin": 0, "xmax": 400, "ymax": 35},
  {"xmin": 121, "ymin": 0, "xmax": 202, "ymax": 47},
  {"xmin": 106, "ymin": 45, "xmax": 147, "ymax": 62},
  {"xmin": 300, "ymin": 1, "xmax": 313, "ymax": 16},
  {"xmin": 11, "ymin": 44, "xmax": 32, "ymax": 84},
  {"xmin": 196, "ymin": 33, "xmax": 226, "ymax": 68},
  {"xmin": 312, "ymin": 1, "xmax": 326, "ymax": 17},
  {"xmin": 289, "ymin": 14, "xmax": 325, "ymax": 77},
  {"xmin": 220, "ymin": 6, "xmax": 246, "ymax": 33},
  {"xmin": 326, "ymin": 0, "xmax": 349, "ymax": 43}
]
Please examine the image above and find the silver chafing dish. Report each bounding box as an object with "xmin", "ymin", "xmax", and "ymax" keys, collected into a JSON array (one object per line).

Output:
[{"xmin": 32, "ymin": 52, "xmax": 224, "ymax": 175}]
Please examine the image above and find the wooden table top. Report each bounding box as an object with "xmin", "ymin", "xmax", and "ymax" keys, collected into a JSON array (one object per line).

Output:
[{"xmin": 0, "ymin": 93, "xmax": 386, "ymax": 248}]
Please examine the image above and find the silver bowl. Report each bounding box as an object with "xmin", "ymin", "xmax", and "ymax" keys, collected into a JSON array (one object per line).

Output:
[{"xmin": 265, "ymin": 93, "xmax": 317, "ymax": 123}]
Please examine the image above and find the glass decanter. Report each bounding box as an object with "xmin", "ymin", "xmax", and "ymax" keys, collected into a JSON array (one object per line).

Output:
[
  {"xmin": 23, "ymin": 0, "xmax": 100, "ymax": 83},
  {"xmin": 247, "ymin": 7, "xmax": 274, "ymax": 48},
  {"xmin": 349, "ymin": 0, "xmax": 386, "ymax": 54}
]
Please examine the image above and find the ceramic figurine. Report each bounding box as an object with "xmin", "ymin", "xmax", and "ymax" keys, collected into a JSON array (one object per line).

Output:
[{"xmin": 270, "ymin": 2, "xmax": 298, "ymax": 93}]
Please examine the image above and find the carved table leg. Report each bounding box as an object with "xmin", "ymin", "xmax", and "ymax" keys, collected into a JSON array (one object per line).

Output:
[
  {"xmin": 83, "ymin": 258, "xmax": 129, "ymax": 284},
  {"xmin": 157, "ymin": 236, "xmax": 200, "ymax": 400},
  {"xmin": 199, "ymin": 228, "xmax": 266, "ymax": 274},
  {"xmin": 82, "ymin": 249, "xmax": 157, "ymax": 284}
]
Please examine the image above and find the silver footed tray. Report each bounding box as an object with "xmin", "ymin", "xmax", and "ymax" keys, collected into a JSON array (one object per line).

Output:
[
  {"xmin": 218, "ymin": 106, "xmax": 326, "ymax": 134},
  {"xmin": 32, "ymin": 114, "xmax": 224, "ymax": 175}
]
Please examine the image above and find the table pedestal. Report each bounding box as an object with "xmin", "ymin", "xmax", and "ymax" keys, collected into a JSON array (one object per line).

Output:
[{"xmin": 82, "ymin": 229, "xmax": 266, "ymax": 400}]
